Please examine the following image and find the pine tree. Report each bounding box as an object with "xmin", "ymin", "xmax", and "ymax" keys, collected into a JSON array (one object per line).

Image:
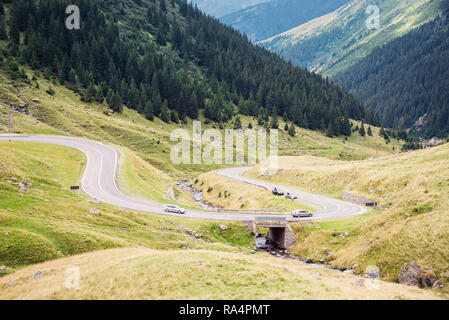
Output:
[
  {"xmin": 0, "ymin": 17, "xmax": 7, "ymax": 40},
  {"xmin": 187, "ymin": 91, "xmax": 199, "ymax": 119},
  {"xmin": 270, "ymin": 107, "xmax": 279, "ymax": 129},
  {"xmin": 341, "ymin": 115, "xmax": 352, "ymax": 136},
  {"xmin": 326, "ymin": 123, "xmax": 334, "ymax": 137},
  {"xmin": 367, "ymin": 126, "xmax": 373, "ymax": 136},
  {"xmin": 170, "ymin": 109, "xmax": 179, "ymax": 123},
  {"xmin": 111, "ymin": 92, "xmax": 123, "ymax": 113},
  {"xmin": 359, "ymin": 122, "xmax": 366, "ymax": 137},
  {"xmin": 144, "ymin": 101, "xmax": 154, "ymax": 120},
  {"xmin": 234, "ymin": 116, "xmax": 242, "ymax": 129},
  {"xmin": 152, "ymin": 93, "xmax": 162, "ymax": 116},
  {"xmin": 288, "ymin": 123, "xmax": 296, "ymax": 137},
  {"xmin": 161, "ymin": 100, "xmax": 170, "ymax": 123}
]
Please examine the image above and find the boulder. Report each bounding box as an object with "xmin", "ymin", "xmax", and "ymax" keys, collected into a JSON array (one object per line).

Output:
[
  {"xmin": 398, "ymin": 261, "xmax": 436, "ymax": 288},
  {"xmin": 364, "ymin": 266, "xmax": 380, "ymax": 279},
  {"xmin": 89, "ymin": 208, "xmax": 101, "ymax": 216},
  {"xmin": 432, "ymin": 280, "xmax": 444, "ymax": 289},
  {"xmin": 219, "ymin": 224, "xmax": 228, "ymax": 231},
  {"xmin": 442, "ymin": 270, "xmax": 449, "ymax": 280},
  {"xmin": 4, "ymin": 280, "xmax": 15, "ymax": 287},
  {"xmin": 29, "ymin": 271, "xmax": 44, "ymax": 280},
  {"xmin": 19, "ymin": 180, "xmax": 31, "ymax": 187},
  {"xmin": 352, "ymin": 280, "xmax": 364, "ymax": 287},
  {"xmin": 0, "ymin": 265, "xmax": 7, "ymax": 271}
]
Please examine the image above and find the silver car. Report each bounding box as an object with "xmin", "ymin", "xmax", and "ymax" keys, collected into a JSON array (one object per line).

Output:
[
  {"xmin": 292, "ymin": 209, "xmax": 313, "ymax": 218},
  {"xmin": 285, "ymin": 193, "xmax": 298, "ymax": 200},
  {"xmin": 164, "ymin": 204, "xmax": 186, "ymax": 214}
]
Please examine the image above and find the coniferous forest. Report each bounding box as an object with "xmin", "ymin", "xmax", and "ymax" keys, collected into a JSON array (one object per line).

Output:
[
  {"xmin": 334, "ymin": 11, "xmax": 449, "ymax": 138},
  {"xmin": 0, "ymin": 0, "xmax": 376, "ymax": 137}
]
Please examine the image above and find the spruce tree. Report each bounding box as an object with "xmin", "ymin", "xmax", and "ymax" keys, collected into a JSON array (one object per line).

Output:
[
  {"xmin": 0, "ymin": 17, "xmax": 7, "ymax": 40},
  {"xmin": 234, "ymin": 117, "xmax": 242, "ymax": 129},
  {"xmin": 170, "ymin": 109, "xmax": 179, "ymax": 123},
  {"xmin": 270, "ymin": 107, "xmax": 279, "ymax": 129},
  {"xmin": 288, "ymin": 123, "xmax": 296, "ymax": 137},
  {"xmin": 161, "ymin": 100, "xmax": 170, "ymax": 123},
  {"xmin": 359, "ymin": 122, "xmax": 366, "ymax": 137},
  {"xmin": 326, "ymin": 123, "xmax": 334, "ymax": 137},
  {"xmin": 144, "ymin": 101, "xmax": 154, "ymax": 120}
]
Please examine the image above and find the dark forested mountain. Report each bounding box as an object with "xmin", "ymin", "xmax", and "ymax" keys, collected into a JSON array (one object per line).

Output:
[
  {"xmin": 221, "ymin": 0, "xmax": 350, "ymax": 42},
  {"xmin": 0, "ymin": 0, "xmax": 372, "ymax": 136},
  {"xmin": 334, "ymin": 11, "xmax": 449, "ymax": 138}
]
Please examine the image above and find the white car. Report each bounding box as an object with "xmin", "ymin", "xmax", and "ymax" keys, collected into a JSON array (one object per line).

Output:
[
  {"xmin": 285, "ymin": 193, "xmax": 298, "ymax": 200},
  {"xmin": 291, "ymin": 209, "xmax": 313, "ymax": 218},
  {"xmin": 164, "ymin": 204, "xmax": 186, "ymax": 214}
]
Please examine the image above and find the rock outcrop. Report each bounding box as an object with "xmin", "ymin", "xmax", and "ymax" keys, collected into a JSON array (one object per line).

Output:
[{"xmin": 398, "ymin": 261, "xmax": 437, "ymax": 288}]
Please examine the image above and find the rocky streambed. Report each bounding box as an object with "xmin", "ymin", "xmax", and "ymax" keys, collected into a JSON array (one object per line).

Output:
[
  {"xmin": 254, "ymin": 233, "xmax": 378, "ymax": 280},
  {"xmin": 176, "ymin": 180, "xmax": 222, "ymax": 210}
]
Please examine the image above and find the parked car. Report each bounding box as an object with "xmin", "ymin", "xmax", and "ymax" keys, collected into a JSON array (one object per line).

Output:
[
  {"xmin": 291, "ymin": 209, "xmax": 313, "ymax": 218},
  {"xmin": 272, "ymin": 187, "xmax": 284, "ymax": 196},
  {"xmin": 285, "ymin": 193, "xmax": 298, "ymax": 200},
  {"xmin": 164, "ymin": 204, "xmax": 186, "ymax": 214}
]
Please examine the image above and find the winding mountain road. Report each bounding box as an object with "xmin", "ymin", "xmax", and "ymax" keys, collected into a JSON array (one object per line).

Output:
[{"xmin": 0, "ymin": 135, "xmax": 366, "ymax": 221}]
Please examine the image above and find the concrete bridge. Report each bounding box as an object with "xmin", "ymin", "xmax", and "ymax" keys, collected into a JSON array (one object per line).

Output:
[{"xmin": 250, "ymin": 216, "xmax": 296, "ymax": 249}]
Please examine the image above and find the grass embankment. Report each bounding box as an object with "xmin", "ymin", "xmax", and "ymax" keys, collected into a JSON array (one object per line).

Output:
[
  {"xmin": 0, "ymin": 142, "xmax": 253, "ymax": 277},
  {"xmin": 0, "ymin": 247, "xmax": 443, "ymax": 300},
  {"xmin": 194, "ymin": 171, "xmax": 315, "ymax": 213},
  {"xmin": 245, "ymin": 145, "xmax": 449, "ymax": 285}
]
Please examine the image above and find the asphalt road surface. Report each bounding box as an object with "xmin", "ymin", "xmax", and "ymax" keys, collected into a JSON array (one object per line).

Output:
[{"xmin": 0, "ymin": 135, "xmax": 366, "ymax": 221}]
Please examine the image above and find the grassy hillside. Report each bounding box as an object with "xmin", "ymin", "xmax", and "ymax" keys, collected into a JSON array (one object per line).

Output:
[
  {"xmin": 0, "ymin": 141, "xmax": 256, "ymax": 276},
  {"xmin": 0, "ymin": 247, "xmax": 443, "ymax": 300},
  {"xmin": 260, "ymin": 0, "xmax": 448, "ymax": 76},
  {"xmin": 0, "ymin": 67, "xmax": 404, "ymax": 213},
  {"xmin": 194, "ymin": 170, "xmax": 316, "ymax": 213},
  {"xmin": 244, "ymin": 143, "xmax": 449, "ymax": 286},
  {"xmin": 1, "ymin": 108, "xmax": 441, "ymax": 299}
]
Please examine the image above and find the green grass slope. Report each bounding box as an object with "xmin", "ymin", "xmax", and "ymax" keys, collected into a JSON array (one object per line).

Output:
[
  {"xmin": 0, "ymin": 248, "xmax": 444, "ymax": 299},
  {"xmin": 0, "ymin": 141, "xmax": 255, "ymax": 276},
  {"xmin": 244, "ymin": 143, "xmax": 449, "ymax": 288}
]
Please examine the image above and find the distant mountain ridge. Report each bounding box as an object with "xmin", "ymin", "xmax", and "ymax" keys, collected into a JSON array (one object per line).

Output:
[
  {"xmin": 221, "ymin": 0, "xmax": 351, "ymax": 42},
  {"xmin": 260, "ymin": 0, "xmax": 447, "ymax": 76},
  {"xmin": 189, "ymin": 0, "xmax": 270, "ymax": 18}
]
